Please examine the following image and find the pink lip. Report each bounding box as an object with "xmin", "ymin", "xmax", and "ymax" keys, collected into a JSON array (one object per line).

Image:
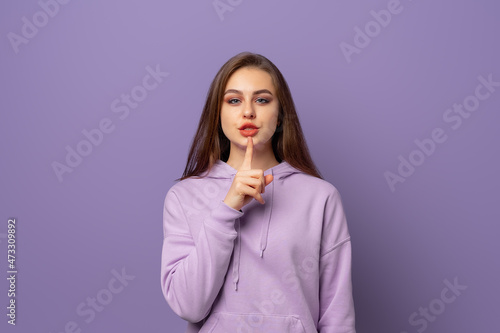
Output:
[
  {"xmin": 239, "ymin": 128, "xmax": 259, "ymax": 137},
  {"xmin": 239, "ymin": 122, "xmax": 258, "ymax": 130}
]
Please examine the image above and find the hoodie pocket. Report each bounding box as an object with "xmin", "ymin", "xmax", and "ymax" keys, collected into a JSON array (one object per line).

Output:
[{"xmin": 200, "ymin": 312, "xmax": 306, "ymax": 333}]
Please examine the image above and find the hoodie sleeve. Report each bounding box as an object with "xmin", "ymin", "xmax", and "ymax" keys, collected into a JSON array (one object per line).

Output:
[
  {"xmin": 160, "ymin": 187, "xmax": 244, "ymax": 323},
  {"xmin": 317, "ymin": 187, "xmax": 356, "ymax": 333}
]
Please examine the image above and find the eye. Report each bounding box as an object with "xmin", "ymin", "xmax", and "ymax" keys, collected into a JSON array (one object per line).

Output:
[
  {"xmin": 227, "ymin": 98, "xmax": 240, "ymax": 105},
  {"xmin": 256, "ymin": 97, "xmax": 269, "ymax": 104}
]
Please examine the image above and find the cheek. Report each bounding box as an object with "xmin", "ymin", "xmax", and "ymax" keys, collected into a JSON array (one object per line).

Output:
[
  {"xmin": 268, "ymin": 107, "xmax": 279, "ymax": 127},
  {"xmin": 261, "ymin": 111, "xmax": 279, "ymax": 135},
  {"xmin": 219, "ymin": 108, "xmax": 233, "ymax": 135}
]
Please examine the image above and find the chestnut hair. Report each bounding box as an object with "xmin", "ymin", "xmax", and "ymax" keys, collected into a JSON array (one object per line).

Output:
[{"xmin": 177, "ymin": 52, "xmax": 322, "ymax": 181}]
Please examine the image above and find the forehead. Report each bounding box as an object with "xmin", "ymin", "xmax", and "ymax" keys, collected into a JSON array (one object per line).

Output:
[{"xmin": 225, "ymin": 67, "xmax": 275, "ymax": 92}]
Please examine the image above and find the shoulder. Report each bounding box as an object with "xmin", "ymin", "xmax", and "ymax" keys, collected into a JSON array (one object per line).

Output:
[
  {"xmin": 287, "ymin": 171, "xmax": 342, "ymax": 200},
  {"xmin": 163, "ymin": 176, "xmax": 228, "ymax": 209},
  {"xmin": 165, "ymin": 176, "xmax": 206, "ymax": 197},
  {"xmin": 167, "ymin": 176, "xmax": 199, "ymax": 193}
]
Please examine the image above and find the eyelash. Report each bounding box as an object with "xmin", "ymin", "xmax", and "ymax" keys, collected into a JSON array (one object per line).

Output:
[{"xmin": 227, "ymin": 98, "xmax": 270, "ymax": 105}]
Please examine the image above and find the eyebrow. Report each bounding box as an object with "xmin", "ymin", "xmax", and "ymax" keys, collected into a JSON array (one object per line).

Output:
[{"xmin": 224, "ymin": 89, "xmax": 273, "ymax": 96}]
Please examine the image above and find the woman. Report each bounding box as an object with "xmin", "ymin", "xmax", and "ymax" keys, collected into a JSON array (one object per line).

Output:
[{"xmin": 161, "ymin": 52, "xmax": 356, "ymax": 332}]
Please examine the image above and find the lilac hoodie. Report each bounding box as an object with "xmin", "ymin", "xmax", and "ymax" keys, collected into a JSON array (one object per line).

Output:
[{"xmin": 161, "ymin": 159, "xmax": 356, "ymax": 332}]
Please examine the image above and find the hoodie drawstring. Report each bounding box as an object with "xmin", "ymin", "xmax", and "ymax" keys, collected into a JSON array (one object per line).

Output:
[
  {"xmin": 232, "ymin": 168, "xmax": 275, "ymax": 291},
  {"xmin": 233, "ymin": 217, "xmax": 241, "ymax": 291},
  {"xmin": 259, "ymin": 167, "xmax": 274, "ymax": 258}
]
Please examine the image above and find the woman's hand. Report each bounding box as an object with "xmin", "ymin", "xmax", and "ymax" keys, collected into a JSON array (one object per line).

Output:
[{"xmin": 223, "ymin": 137, "xmax": 274, "ymax": 211}]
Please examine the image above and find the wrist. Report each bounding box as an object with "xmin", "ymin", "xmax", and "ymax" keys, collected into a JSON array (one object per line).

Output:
[{"xmin": 222, "ymin": 199, "xmax": 241, "ymax": 212}]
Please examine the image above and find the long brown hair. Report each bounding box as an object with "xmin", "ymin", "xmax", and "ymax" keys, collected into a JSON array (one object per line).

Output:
[{"xmin": 177, "ymin": 52, "xmax": 323, "ymax": 181}]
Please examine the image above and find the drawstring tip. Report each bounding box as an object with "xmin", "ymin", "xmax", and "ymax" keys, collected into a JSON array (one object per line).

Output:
[
  {"xmin": 260, "ymin": 249, "xmax": 264, "ymax": 258},
  {"xmin": 234, "ymin": 282, "xmax": 238, "ymax": 291}
]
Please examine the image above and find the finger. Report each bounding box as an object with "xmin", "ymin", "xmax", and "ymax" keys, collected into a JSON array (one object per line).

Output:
[
  {"xmin": 256, "ymin": 193, "xmax": 265, "ymax": 204},
  {"xmin": 240, "ymin": 136, "xmax": 253, "ymax": 170},
  {"xmin": 253, "ymin": 169, "xmax": 266, "ymax": 194},
  {"xmin": 236, "ymin": 169, "xmax": 265, "ymax": 193},
  {"xmin": 264, "ymin": 174, "xmax": 273, "ymax": 186},
  {"xmin": 240, "ymin": 177, "xmax": 262, "ymax": 191},
  {"xmin": 260, "ymin": 174, "xmax": 273, "ymax": 194},
  {"xmin": 239, "ymin": 182, "xmax": 265, "ymax": 204},
  {"xmin": 249, "ymin": 189, "xmax": 265, "ymax": 204}
]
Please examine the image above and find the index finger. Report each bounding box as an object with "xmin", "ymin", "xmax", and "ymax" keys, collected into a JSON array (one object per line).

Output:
[{"xmin": 240, "ymin": 136, "xmax": 253, "ymax": 170}]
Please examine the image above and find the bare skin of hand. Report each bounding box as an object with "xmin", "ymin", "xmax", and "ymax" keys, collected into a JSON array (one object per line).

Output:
[{"xmin": 223, "ymin": 137, "xmax": 274, "ymax": 211}]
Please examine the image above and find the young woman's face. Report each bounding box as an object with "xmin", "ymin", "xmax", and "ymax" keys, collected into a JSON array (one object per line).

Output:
[{"xmin": 220, "ymin": 67, "xmax": 280, "ymax": 151}]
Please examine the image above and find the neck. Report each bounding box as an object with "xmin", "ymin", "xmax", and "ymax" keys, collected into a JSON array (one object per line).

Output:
[{"xmin": 226, "ymin": 142, "xmax": 280, "ymax": 172}]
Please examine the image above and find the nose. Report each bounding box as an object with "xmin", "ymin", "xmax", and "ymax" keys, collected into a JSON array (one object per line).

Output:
[{"xmin": 243, "ymin": 101, "xmax": 255, "ymax": 119}]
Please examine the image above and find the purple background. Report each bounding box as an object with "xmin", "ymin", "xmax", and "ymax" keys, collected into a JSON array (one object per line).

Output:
[{"xmin": 1, "ymin": 1, "xmax": 498, "ymax": 332}]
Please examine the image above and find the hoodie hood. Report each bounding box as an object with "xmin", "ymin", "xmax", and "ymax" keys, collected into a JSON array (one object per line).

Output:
[{"xmin": 201, "ymin": 159, "xmax": 304, "ymax": 291}]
